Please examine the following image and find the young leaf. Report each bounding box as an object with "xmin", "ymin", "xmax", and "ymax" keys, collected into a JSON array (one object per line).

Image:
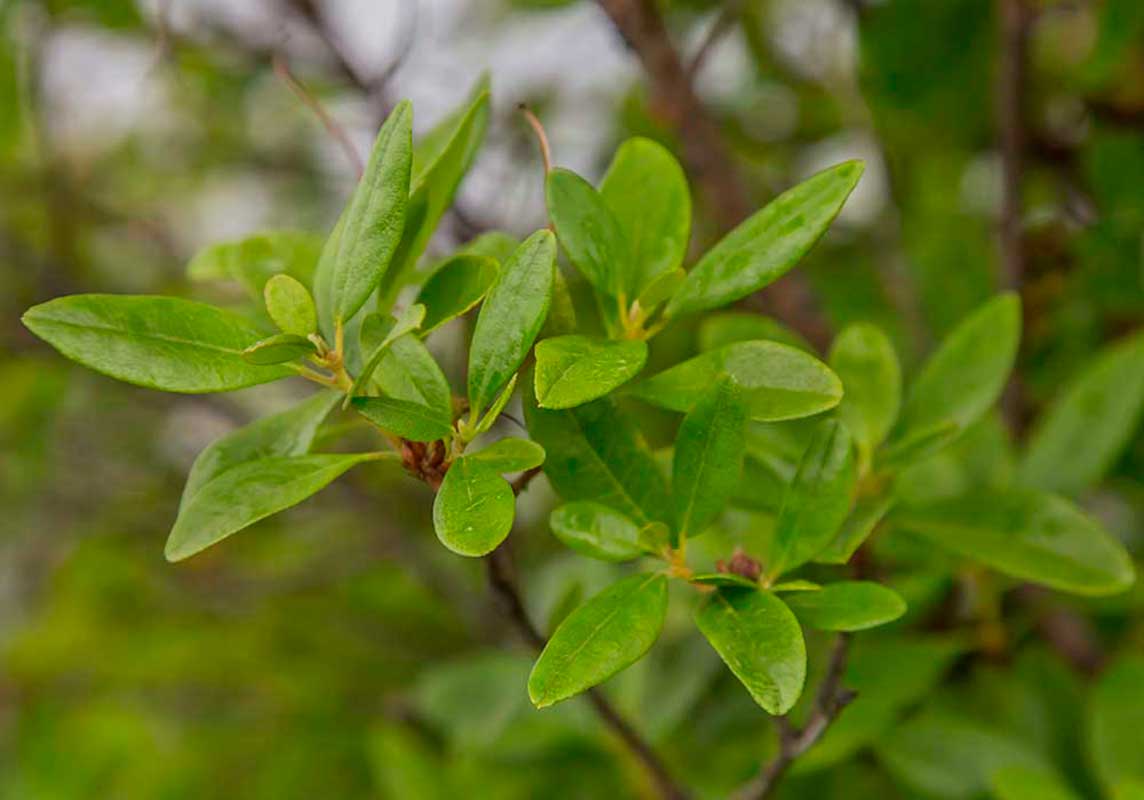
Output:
[
  {"xmin": 468, "ymin": 374, "xmax": 517, "ymax": 439},
  {"xmin": 22, "ymin": 294, "xmax": 292, "ymax": 393},
  {"xmin": 241, "ymin": 333, "xmax": 315, "ymax": 365},
  {"xmin": 878, "ymin": 419, "xmax": 961, "ymax": 470},
  {"xmin": 347, "ymin": 304, "xmax": 426, "ymax": 404},
  {"xmin": 635, "ymin": 268, "xmax": 685, "ymax": 313},
  {"xmin": 1089, "ymin": 656, "xmax": 1144, "ymax": 791},
  {"xmin": 690, "ymin": 573, "xmax": 759, "ymax": 589},
  {"xmin": 695, "ymin": 588, "xmax": 806, "ymax": 715},
  {"xmin": 524, "ymin": 395, "xmax": 671, "ymax": 525},
  {"xmin": 467, "ymin": 230, "xmax": 556, "ymax": 415},
  {"xmin": 166, "ymin": 453, "xmax": 381, "ymax": 561},
  {"xmin": 549, "ymin": 501, "xmax": 646, "ymax": 562},
  {"xmin": 432, "ymin": 457, "xmax": 515, "ymax": 557},
  {"xmin": 814, "ymin": 494, "xmax": 894, "ymax": 565},
  {"xmin": 315, "ymin": 101, "xmax": 413, "ymax": 325},
  {"xmin": 631, "ymin": 340, "xmax": 842, "ymax": 421},
  {"xmin": 829, "ymin": 323, "xmax": 901, "ymax": 457},
  {"xmin": 534, "ymin": 335, "xmax": 648, "ymax": 409},
  {"xmin": 528, "ymin": 573, "xmax": 668, "ymax": 708},
  {"xmin": 890, "ymin": 293, "xmax": 1020, "ymax": 447},
  {"xmin": 665, "ymin": 161, "xmax": 864, "ymax": 318},
  {"xmin": 768, "ymin": 420, "xmax": 857, "ymax": 577},
  {"xmin": 893, "ymin": 489, "xmax": 1135, "ymax": 596},
  {"xmin": 374, "ymin": 334, "xmax": 453, "ymax": 425},
  {"xmin": 672, "ymin": 377, "xmax": 747, "ymax": 538},
  {"xmin": 264, "ymin": 273, "xmax": 317, "ymax": 336},
  {"xmin": 599, "ymin": 137, "xmax": 691, "ymax": 295},
  {"xmin": 415, "ymin": 254, "xmax": 498, "ymax": 333},
  {"xmin": 352, "ymin": 396, "xmax": 452, "ymax": 442},
  {"xmin": 699, "ymin": 312, "xmax": 813, "ymax": 353},
  {"xmin": 466, "ymin": 438, "xmax": 546, "ymax": 473},
  {"xmin": 187, "ymin": 230, "xmax": 323, "ymax": 294},
  {"xmin": 1018, "ymin": 330, "xmax": 1144, "ymax": 495},
  {"xmin": 782, "ymin": 581, "xmax": 906, "ymax": 631},
  {"xmin": 546, "ymin": 167, "xmax": 630, "ymax": 297}
]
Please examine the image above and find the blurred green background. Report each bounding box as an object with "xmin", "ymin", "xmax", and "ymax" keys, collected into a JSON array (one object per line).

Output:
[{"xmin": 1, "ymin": 0, "xmax": 1142, "ymax": 797}]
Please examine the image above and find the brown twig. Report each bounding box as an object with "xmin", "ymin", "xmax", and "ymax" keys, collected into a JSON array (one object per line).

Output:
[
  {"xmin": 732, "ymin": 634, "xmax": 855, "ymax": 800},
  {"xmin": 273, "ymin": 53, "xmax": 365, "ymax": 177},
  {"xmin": 685, "ymin": 2, "xmax": 739, "ymax": 81},
  {"xmin": 518, "ymin": 105, "xmax": 553, "ymax": 174}
]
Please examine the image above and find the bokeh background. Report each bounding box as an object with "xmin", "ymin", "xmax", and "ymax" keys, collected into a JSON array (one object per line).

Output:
[{"xmin": 1, "ymin": 0, "xmax": 1142, "ymax": 797}]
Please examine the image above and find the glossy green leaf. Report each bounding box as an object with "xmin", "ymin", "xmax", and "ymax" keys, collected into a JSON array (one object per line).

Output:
[
  {"xmin": 22, "ymin": 294, "xmax": 291, "ymax": 393},
  {"xmin": 695, "ymin": 588, "xmax": 806, "ymax": 714},
  {"xmin": 829, "ymin": 323, "xmax": 901, "ymax": 456},
  {"xmin": 468, "ymin": 230, "xmax": 556, "ymax": 414},
  {"xmin": 524, "ymin": 395, "xmax": 671, "ymax": 525},
  {"xmin": 546, "ymin": 167, "xmax": 630, "ymax": 297},
  {"xmin": 599, "ymin": 137, "xmax": 690, "ymax": 295},
  {"xmin": 672, "ymin": 377, "xmax": 747, "ymax": 537},
  {"xmin": 771, "ymin": 579, "xmax": 821, "ymax": 593},
  {"xmin": 549, "ymin": 501, "xmax": 646, "ymax": 562},
  {"xmin": 315, "ymin": 101, "xmax": 412, "ymax": 324},
  {"xmin": 631, "ymin": 340, "xmax": 842, "ymax": 421},
  {"xmin": 1090, "ymin": 656, "xmax": 1144, "ymax": 790},
  {"xmin": 352, "ymin": 396, "xmax": 452, "ymax": 442},
  {"xmin": 432, "ymin": 457, "xmax": 515, "ymax": 557},
  {"xmin": 241, "ymin": 333, "xmax": 315, "ymax": 365},
  {"xmin": 990, "ymin": 766, "xmax": 1082, "ymax": 800},
  {"xmin": 635, "ymin": 268, "xmax": 685, "ymax": 313},
  {"xmin": 469, "ymin": 374, "xmax": 517, "ymax": 439},
  {"xmin": 347, "ymin": 304, "xmax": 426, "ymax": 404},
  {"xmin": 768, "ymin": 420, "xmax": 857, "ymax": 577},
  {"xmin": 698, "ymin": 311, "xmax": 813, "ymax": 353},
  {"xmin": 891, "ymin": 293, "xmax": 1020, "ymax": 446},
  {"xmin": 528, "ymin": 573, "xmax": 667, "ymax": 708},
  {"xmin": 466, "ymin": 438, "xmax": 545, "ymax": 472},
  {"xmin": 415, "ymin": 254, "xmax": 498, "ymax": 333},
  {"xmin": 166, "ymin": 453, "xmax": 380, "ymax": 561},
  {"xmin": 534, "ymin": 335, "xmax": 648, "ymax": 409},
  {"xmin": 665, "ymin": 161, "xmax": 863, "ymax": 317},
  {"xmin": 187, "ymin": 230, "xmax": 323, "ymax": 294},
  {"xmin": 782, "ymin": 581, "xmax": 906, "ymax": 631},
  {"xmin": 1018, "ymin": 330, "xmax": 1144, "ymax": 495},
  {"xmin": 374, "ymin": 334, "xmax": 453, "ymax": 425},
  {"xmin": 815, "ymin": 494, "xmax": 894, "ymax": 564},
  {"xmin": 263, "ymin": 273, "xmax": 317, "ymax": 336},
  {"xmin": 893, "ymin": 489, "xmax": 1135, "ymax": 596}
]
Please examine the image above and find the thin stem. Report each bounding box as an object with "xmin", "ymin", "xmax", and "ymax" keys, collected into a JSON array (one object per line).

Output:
[
  {"xmin": 518, "ymin": 104, "xmax": 553, "ymax": 174},
  {"xmin": 273, "ymin": 52, "xmax": 365, "ymax": 178}
]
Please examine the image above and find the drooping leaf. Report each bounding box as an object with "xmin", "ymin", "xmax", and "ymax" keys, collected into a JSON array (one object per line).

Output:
[
  {"xmin": 166, "ymin": 453, "xmax": 381, "ymax": 561},
  {"xmin": 665, "ymin": 161, "xmax": 864, "ymax": 317},
  {"xmin": 599, "ymin": 137, "xmax": 691, "ymax": 295},
  {"xmin": 549, "ymin": 501, "xmax": 646, "ymax": 562},
  {"xmin": 187, "ymin": 230, "xmax": 323, "ymax": 294},
  {"xmin": 241, "ymin": 333, "xmax": 315, "ymax": 365},
  {"xmin": 782, "ymin": 581, "xmax": 906, "ymax": 631},
  {"xmin": 534, "ymin": 335, "xmax": 647, "ymax": 409},
  {"xmin": 263, "ymin": 273, "xmax": 318, "ymax": 336},
  {"xmin": 631, "ymin": 340, "xmax": 842, "ymax": 421},
  {"xmin": 672, "ymin": 377, "xmax": 747, "ymax": 538},
  {"xmin": 1089, "ymin": 656, "xmax": 1144, "ymax": 791},
  {"xmin": 528, "ymin": 573, "xmax": 668, "ymax": 708},
  {"xmin": 829, "ymin": 322, "xmax": 901, "ymax": 457},
  {"xmin": 374, "ymin": 334, "xmax": 453, "ymax": 425},
  {"xmin": 466, "ymin": 438, "xmax": 546, "ymax": 472},
  {"xmin": 22, "ymin": 294, "xmax": 292, "ymax": 393},
  {"xmin": 432, "ymin": 457, "xmax": 514, "ymax": 557},
  {"xmin": 415, "ymin": 254, "xmax": 498, "ymax": 333},
  {"xmin": 352, "ymin": 396, "xmax": 452, "ymax": 442},
  {"xmin": 695, "ymin": 588, "xmax": 806, "ymax": 714},
  {"xmin": 698, "ymin": 311, "xmax": 813, "ymax": 353},
  {"xmin": 815, "ymin": 494, "xmax": 894, "ymax": 565},
  {"xmin": 546, "ymin": 167, "xmax": 630, "ymax": 297},
  {"xmin": 893, "ymin": 489, "xmax": 1135, "ymax": 596},
  {"xmin": 1018, "ymin": 330, "xmax": 1144, "ymax": 495},
  {"xmin": 768, "ymin": 420, "xmax": 857, "ymax": 577},
  {"xmin": 315, "ymin": 101, "xmax": 412, "ymax": 325},
  {"xmin": 468, "ymin": 230, "xmax": 556, "ymax": 415}
]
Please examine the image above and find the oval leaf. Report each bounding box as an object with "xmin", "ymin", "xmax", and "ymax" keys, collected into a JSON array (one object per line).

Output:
[
  {"xmin": 534, "ymin": 335, "xmax": 648, "ymax": 409},
  {"xmin": 264, "ymin": 273, "xmax": 317, "ymax": 336},
  {"xmin": 546, "ymin": 167, "xmax": 630, "ymax": 297},
  {"xmin": 187, "ymin": 230, "xmax": 322, "ymax": 294},
  {"xmin": 432, "ymin": 458, "xmax": 515, "ymax": 557},
  {"xmin": 352, "ymin": 396, "xmax": 452, "ymax": 442},
  {"xmin": 416, "ymin": 254, "xmax": 498, "ymax": 333},
  {"xmin": 242, "ymin": 333, "xmax": 315, "ymax": 365},
  {"xmin": 829, "ymin": 322, "xmax": 901, "ymax": 456},
  {"xmin": 699, "ymin": 312, "xmax": 813, "ymax": 353},
  {"xmin": 374, "ymin": 334, "xmax": 453, "ymax": 425},
  {"xmin": 549, "ymin": 501, "xmax": 646, "ymax": 562},
  {"xmin": 782, "ymin": 581, "xmax": 906, "ymax": 631},
  {"xmin": 466, "ymin": 438, "xmax": 546, "ymax": 473}
]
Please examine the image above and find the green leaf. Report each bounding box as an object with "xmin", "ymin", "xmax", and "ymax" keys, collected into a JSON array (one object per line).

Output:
[
  {"xmin": 466, "ymin": 438, "xmax": 546, "ymax": 472},
  {"xmin": 990, "ymin": 766, "xmax": 1082, "ymax": 800},
  {"xmin": 815, "ymin": 494, "xmax": 894, "ymax": 565},
  {"xmin": 672, "ymin": 377, "xmax": 747, "ymax": 538},
  {"xmin": 829, "ymin": 323, "xmax": 901, "ymax": 457},
  {"xmin": 694, "ymin": 588, "xmax": 806, "ymax": 714},
  {"xmin": 347, "ymin": 304, "xmax": 426, "ymax": 404},
  {"xmin": 534, "ymin": 335, "xmax": 648, "ymax": 409},
  {"xmin": 1089, "ymin": 656, "xmax": 1144, "ymax": 790},
  {"xmin": 166, "ymin": 453, "xmax": 380, "ymax": 561},
  {"xmin": 468, "ymin": 230, "xmax": 556, "ymax": 415},
  {"xmin": 1018, "ymin": 330, "xmax": 1144, "ymax": 495},
  {"xmin": 22, "ymin": 294, "xmax": 291, "ymax": 393},
  {"xmin": 546, "ymin": 167, "xmax": 630, "ymax": 297},
  {"xmin": 432, "ymin": 457, "xmax": 515, "ymax": 557},
  {"xmin": 691, "ymin": 573, "xmax": 759, "ymax": 589},
  {"xmin": 635, "ymin": 268, "xmax": 686, "ymax": 313},
  {"xmin": 665, "ymin": 161, "xmax": 863, "ymax": 317},
  {"xmin": 891, "ymin": 293, "xmax": 1020, "ymax": 447},
  {"xmin": 241, "ymin": 333, "xmax": 315, "ymax": 365},
  {"xmin": 263, "ymin": 273, "xmax": 318, "ymax": 336},
  {"xmin": 352, "ymin": 396, "xmax": 452, "ymax": 442},
  {"xmin": 879, "ymin": 419, "xmax": 961, "ymax": 470},
  {"xmin": 415, "ymin": 254, "xmax": 498, "ymax": 333},
  {"xmin": 599, "ymin": 137, "xmax": 691, "ymax": 295},
  {"xmin": 782, "ymin": 581, "xmax": 906, "ymax": 631},
  {"xmin": 469, "ymin": 374, "xmax": 517, "ymax": 439},
  {"xmin": 893, "ymin": 489, "xmax": 1135, "ymax": 596},
  {"xmin": 374, "ymin": 334, "xmax": 453, "ymax": 425},
  {"xmin": 315, "ymin": 100, "xmax": 412, "ymax": 324},
  {"xmin": 528, "ymin": 573, "xmax": 667, "ymax": 708},
  {"xmin": 631, "ymin": 340, "xmax": 842, "ymax": 421},
  {"xmin": 187, "ymin": 230, "xmax": 322, "ymax": 294},
  {"xmin": 698, "ymin": 312, "xmax": 813, "ymax": 353},
  {"xmin": 771, "ymin": 579, "xmax": 821, "ymax": 592},
  {"xmin": 524, "ymin": 395, "xmax": 671, "ymax": 525},
  {"xmin": 768, "ymin": 420, "xmax": 857, "ymax": 577},
  {"xmin": 549, "ymin": 501, "xmax": 646, "ymax": 562}
]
